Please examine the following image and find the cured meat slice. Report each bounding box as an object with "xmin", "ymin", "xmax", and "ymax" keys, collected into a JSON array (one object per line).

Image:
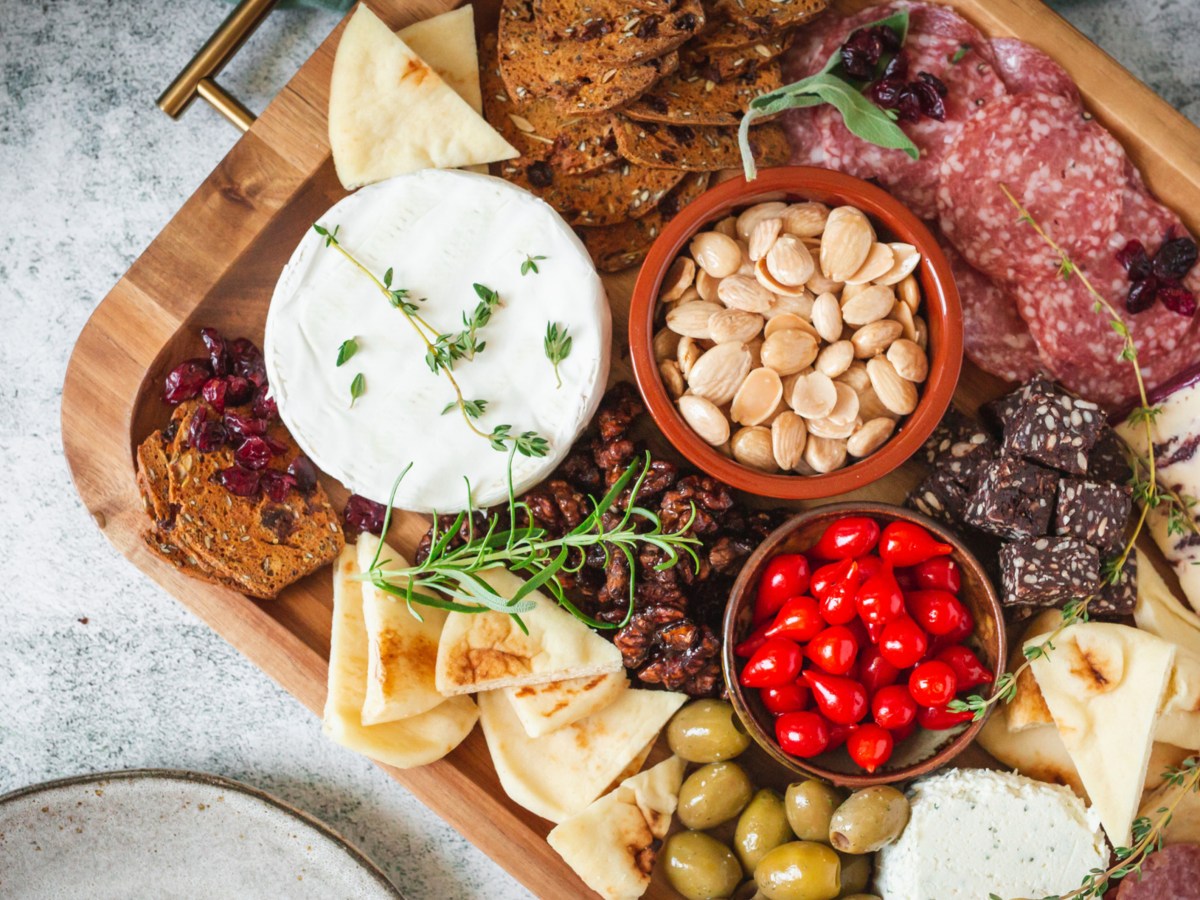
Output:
[
  {"xmin": 936, "ymin": 91, "xmax": 1127, "ymax": 286},
  {"xmin": 1116, "ymin": 844, "xmax": 1200, "ymax": 899},
  {"xmin": 942, "ymin": 241, "xmax": 1044, "ymax": 383},
  {"xmin": 989, "ymin": 37, "xmax": 1080, "ymax": 106}
]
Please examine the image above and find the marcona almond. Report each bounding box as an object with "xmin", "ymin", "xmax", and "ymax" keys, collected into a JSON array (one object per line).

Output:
[
  {"xmin": 736, "ymin": 202, "xmax": 788, "ymax": 240},
  {"xmin": 766, "ymin": 235, "xmax": 816, "ymax": 287},
  {"xmin": 653, "ymin": 327, "xmax": 680, "ymax": 361},
  {"xmin": 804, "ymin": 435, "xmax": 848, "ymax": 473},
  {"xmin": 851, "ymin": 319, "xmax": 904, "ymax": 358},
  {"xmin": 806, "ymin": 411, "xmax": 857, "ymax": 440},
  {"xmin": 914, "ymin": 314, "xmax": 929, "ymax": 350},
  {"xmin": 877, "ymin": 243, "xmax": 921, "ymax": 286},
  {"xmin": 666, "ymin": 300, "xmax": 722, "ymax": 338},
  {"xmin": 713, "ymin": 215, "xmax": 738, "ymax": 238},
  {"xmin": 781, "ymin": 201, "xmax": 829, "ymax": 237},
  {"xmin": 731, "ymin": 366, "xmax": 784, "ymax": 426},
  {"xmin": 761, "ymin": 329, "xmax": 819, "ymax": 375},
  {"xmin": 678, "ymin": 394, "xmax": 730, "ymax": 446},
  {"xmin": 772, "ymin": 412, "xmax": 808, "ymax": 469},
  {"xmin": 755, "ymin": 257, "xmax": 808, "ymax": 299},
  {"xmin": 845, "ymin": 242, "xmax": 895, "ymax": 285},
  {"xmin": 812, "ymin": 292, "xmax": 843, "ymax": 343},
  {"xmin": 867, "ymin": 356, "xmax": 919, "ymax": 415},
  {"xmin": 764, "ymin": 312, "xmax": 808, "ymax": 338},
  {"xmin": 763, "ymin": 397, "xmax": 791, "ymax": 426},
  {"xmin": 827, "ymin": 382, "xmax": 861, "ymax": 427},
  {"xmin": 807, "ymin": 271, "xmax": 844, "ymax": 295},
  {"xmin": 718, "ymin": 274, "xmax": 774, "ymax": 313},
  {"xmin": 677, "ymin": 286, "xmax": 701, "ymax": 304},
  {"xmin": 889, "ymin": 298, "xmax": 917, "ymax": 342},
  {"xmin": 697, "ymin": 268, "xmax": 721, "ymax": 302},
  {"xmin": 838, "ymin": 360, "xmax": 871, "ymax": 393},
  {"xmin": 731, "ymin": 426, "xmax": 779, "ymax": 472},
  {"xmin": 841, "ymin": 284, "xmax": 896, "ymax": 326},
  {"xmin": 790, "ymin": 369, "xmax": 838, "ymax": 418},
  {"xmin": 661, "ymin": 256, "xmax": 696, "ymax": 301},
  {"xmin": 746, "ymin": 337, "xmax": 763, "ymax": 368},
  {"xmin": 659, "ymin": 360, "xmax": 685, "ymax": 398},
  {"xmin": 848, "ymin": 417, "xmax": 897, "ymax": 457},
  {"xmin": 820, "ymin": 207, "xmax": 873, "ymax": 282},
  {"xmin": 749, "ymin": 217, "xmax": 783, "ymax": 260},
  {"xmin": 678, "ymin": 335, "xmax": 702, "ymax": 378},
  {"xmin": 687, "ymin": 342, "xmax": 753, "ymax": 406},
  {"xmin": 716, "ymin": 440, "xmax": 734, "ymax": 458},
  {"xmin": 710, "ymin": 308, "xmax": 764, "ymax": 344},
  {"xmin": 690, "ymin": 231, "xmax": 741, "ymax": 278},
  {"xmin": 898, "ymin": 273, "xmax": 921, "ymax": 313},
  {"xmin": 887, "ymin": 338, "xmax": 929, "ymax": 382},
  {"xmin": 858, "ymin": 385, "xmax": 898, "ymax": 422},
  {"xmin": 765, "ymin": 290, "xmax": 815, "ymax": 319},
  {"xmin": 816, "ymin": 340, "xmax": 854, "ymax": 377}
]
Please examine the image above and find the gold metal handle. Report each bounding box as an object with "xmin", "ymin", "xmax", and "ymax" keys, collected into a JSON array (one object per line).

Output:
[{"xmin": 157, "ymin": 0, "xmax": 281, "ymax": 131}]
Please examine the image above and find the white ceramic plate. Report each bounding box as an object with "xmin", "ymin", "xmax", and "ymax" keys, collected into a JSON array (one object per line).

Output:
[{"xmin": 0, "ymin": 769, "xmax": 403, "ymax": 899}]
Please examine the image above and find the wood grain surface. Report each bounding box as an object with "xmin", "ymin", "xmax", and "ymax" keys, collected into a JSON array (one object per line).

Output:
[{"xmin": 60, "ymin": 1, "xmax": 1200, "ymax": 897}]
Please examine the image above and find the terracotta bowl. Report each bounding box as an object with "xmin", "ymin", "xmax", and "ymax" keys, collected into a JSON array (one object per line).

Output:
[
  {"xmin": 629, "ymin": 167, "xmax": 963, "ymax": 500},
  {"xmin": 721, "ymin": 502, "xmax": 1005, "ymax": 788}
]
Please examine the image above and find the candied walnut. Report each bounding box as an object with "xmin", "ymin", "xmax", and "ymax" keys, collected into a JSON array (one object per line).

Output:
[
  {"xmin": 708, "ymin": 535, "xmax": 755, "ymax": 575},
  {"xmin": 614, "ymin": 604, "xmax": 686, "ymax": 668},
  {"xmin": 596, "ymin": 438, "xmax": 638, "ymax": 475},
  {"xmin": 558, "ymin": 449, "xmax": 602, "ymax": 493},
  {"xmin": 596, "ymin": 383, "xmax": 644, "ymax": 442},
  {"xmin": 660, "ymin": 475, "xmax": 734, "ymax": 535}
]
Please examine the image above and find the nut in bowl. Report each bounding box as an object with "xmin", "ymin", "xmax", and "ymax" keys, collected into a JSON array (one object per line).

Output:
[
  {"xmin": 630, "ymin": 167, "xmax": 963, "ymax": 500},
  {"xmin": 721, "ymin": 503, "xmax": 1005, "ymax": 787}
]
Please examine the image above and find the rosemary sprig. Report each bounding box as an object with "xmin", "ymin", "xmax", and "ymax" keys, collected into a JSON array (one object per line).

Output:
[
  {"xmin": 357, "ymin": 451, "xmax": 702, "ymax": 633},
  {"xmin": 312, "ymin": 224, "xmax": 548, "ymax": 458},
  {"xmin": 544, "ymin": 322, "xmax": 572, "ymax": 389}
]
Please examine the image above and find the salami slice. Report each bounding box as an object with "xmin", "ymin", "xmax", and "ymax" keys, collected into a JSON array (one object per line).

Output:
[
  {"xmin": 989, "ymin": 37, "xmax": 1080, "ymax": 106},
  {"xmin": 936, "ymin": 91, "xmax": 1128, "ymax": 287},
  {"xmin": 1116, "ymin": 844, "xmax": 1200, "ymax": 899}
]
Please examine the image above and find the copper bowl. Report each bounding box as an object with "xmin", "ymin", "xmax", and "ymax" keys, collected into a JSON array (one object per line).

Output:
[
  {"xmin": 721, "ymin": 502, "xmax": 1005, "ymax": 788},
  {"xmin": 629, "ymin": 167, "xmax": 963, "ymax": 500}
]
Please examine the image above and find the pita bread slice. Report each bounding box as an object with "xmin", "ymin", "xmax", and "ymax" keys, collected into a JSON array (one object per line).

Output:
[
  {"xmin": 396, "ymin": 6, "xmax": 482, "ymax": 113},
  {"xmin": 436, "ymin": 567, "xmax": 623, "ymax": 696},
  {"xmin": 324, "ymin": 545, "xmax": 477, "ymax": 768},
  {"xmin": 548, "ymin": 756, "xmax": 686, "ymax": 900},
  {"xmin": 477, "ymin": 687, "xmax": 686, "ymax": 823},
  {"xmin": 1006, "ymin": 609, "xmax": 1058, "ymax": 732},
  {"xmin": 328, "ymin": 5, "xmax": 516, "ymax": 189},
  {"xmin": 504, "ymin": 670, "xmax": 628, "ymax": 738},
  {"xmin": 1135, "ymin": 549, "xmax": 1200, "ymax": 659},
  {"xmin": 978, "ymin": 706, "xmax": 1087, "ymax": 799},
  {"xmin": 1155, "ymin": 649, "xmax": 1200, "ymax": 750},
  {"xmin": 1029, "ymin": 622, "xmax": 1176, "ymax": 846},
  {"xmin": 357, "ymin": 534, "xmax": 448, "ymax": 725}
]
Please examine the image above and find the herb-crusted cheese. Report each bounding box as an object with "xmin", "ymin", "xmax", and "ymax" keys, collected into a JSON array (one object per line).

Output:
[
  {"xmin": 874, "ymin": 768, "xmax": 1107, "ymax": 900},
  {"xmin": 265, "ymin": 170, "xmax": 610, "ymax": 512}
]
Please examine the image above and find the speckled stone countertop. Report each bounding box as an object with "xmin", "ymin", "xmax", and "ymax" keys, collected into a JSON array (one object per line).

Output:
[{"xmin": 1, "ymin": 2, "xmax": 1197, "ymax": 898}]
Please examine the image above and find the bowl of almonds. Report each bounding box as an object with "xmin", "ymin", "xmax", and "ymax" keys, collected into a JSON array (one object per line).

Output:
[{"xmin": 629, "ymin": 167, "xmax": 963, "ymax": 499}]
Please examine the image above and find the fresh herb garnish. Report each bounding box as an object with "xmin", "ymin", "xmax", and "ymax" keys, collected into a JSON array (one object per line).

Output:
[
  {"xmin": 336, "ymin": 337, "xmax": 358, "ymax": 367},
  {"xmin": 951, "ymin": 44, "xmax": 970, "ymax": 63},
  {"xmin": 543, "ymin": 322, "xmax": 572, "ymax": 389},
  {"xmin": 738, "ymin": 10, "xmax": 917, "ymax": 180},
  {"xmin": 349, "ymin": 372, "xmax": 365, "ymax": 407},
  {"xmin": 521, "ymin": 254, "xmax": 546, "ymax": 276},
  {"xmin": 312, "ymin": 224, "xmax": 548, "ymax": 457}
]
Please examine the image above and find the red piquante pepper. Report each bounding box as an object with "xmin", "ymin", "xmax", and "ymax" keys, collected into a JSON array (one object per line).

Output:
[
  {"xmin": 812, "ymin": 516, "xmax": 881, "ymax": 560},
  {"xmin": 803, "ymin": 669, "xmax": 869, "ymax": 725},
  {"xmin": 775, "ymin": 711, "xmax": 830, "ymax": 757},
  {"xmin": 879, "ymin": 521, "xmax": 953, "ymax": 567},
  {"xmin": 734, "ymin": 620, "xmax": 773, "ymax": 658},
  {"xmin": 761, "ymin": 681, "xmax": 811, "ymax": 715},
  {"xmin": 765, "ymin": 596, "xmax": 825, "ymax": 643},
  {"xmin": 754, "ymin": 554, "xmax": 811, "ymax": 624},
  {"xmin": 912, "ymin": 557, "xmax": 962, "ymax": 593},
  {"xmin": 847, "ymin": 722, "xmax": 894, "ymax": 772},
  {"xmin": 935, "ymin": 645, "xmax": 994, "ymax": 690},
  {"xmin": 810, "ymin": 559, "xmax": 861, "ymax": 601},
  {"xmin": 855, "ymin": 565, "xmax": 906, "ymax": 626},
  {"xmin": 740, "ymin": 638, "xmax": 804, "ymax": 689},
  {"xmin": 906, "ymin": 589, "xmax": 970, "ymax": 637},
  {"xmin": 917, "ymin": 704, "xmax": 975, "ymax": 730}
]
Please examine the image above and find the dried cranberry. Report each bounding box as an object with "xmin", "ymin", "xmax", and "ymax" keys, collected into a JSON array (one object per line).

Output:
[
  {"xmin": 1117, "ymin": 240, "xmax": 1153, "ymax": 281},
  {"xmin": 187, "ymin": 407, "xmax": 229, "ymax": 453},
  {"xmin": 224, "ymin": 375, "xmax": 254, "ymax": 407},
  {"xmin": 261, "ymin": 504, "xmax": 296, "ymax": 541},
  {"xmin": 252, "ymin": 388, "xmax": 278, "ymax": 421},
  {"xmin": 634, "ymin": 14, "xmax": 660, "ymax": 39},
  {"xmin": 905, "ymin": 76, "xmax": 946, "ymax": 121},
  {"xmin": 1152, "ymin": 236, "xmax": 1199, "ymax": 281},
  {"xmin": 212, "ymin": 465, "xmax": 261, "ymax": 498},
  {"xmin": 1158, "ymin": 280, "xmax": 1198, "ymax": 316},
  {"xmin": 344, "ymin": 494, "xmax": 387, "ymax": 536},
  {"xmin": 919, "ymin": 71, "xmax": 948, "ymax": 96},
  {"xmin": 163, "ymin": 359, "xmax": 212, "ymax": 404},
  {"xmin": 224, "ymin": 411, "xmax": 267, "ymax": 441},
  {"xmin": 287, "ymin": 456, "xmax": 318, "ymax": 493},
  {"xmin": 840, "ymin": 25, "xmax": 901, "ymax": 80},
  {"xmin": 526, "ymin": 161, "xmax": 554, "ymax": 189},
  {"xmin": 866, "ymin": 78, "xmax": 903, "ymax": 108},
  {"xmin": 260, "ymin": 470, "xmax": 296, "ymax": 503},
  {"xmin": 264, "ymin": 436, "xmax": 289, "ymax": 456},
  {"xmin": 881, "ymin": 49, "xmax": 909, "ymax": 82},
  {"xmin": 201, "ymin": 378, "xmax": 228, "ymax": 414},
  {"xmin": 235, "ymin": 436, "xmax": 273, "ymax": 470},
  {"xmin": 895, "ymin": 84, "xmax": 924, "ymax": 122},
  {"xmin": 230, "ymin": 338, "xmax": 265, "ymax": 376},
  {"xmin": 1127, "ymin": 275, "xmax": 1159, "ymax": 313},
  {"xmin": 200, "ymin": 327, "xmax": 230, "ymax": 377}
]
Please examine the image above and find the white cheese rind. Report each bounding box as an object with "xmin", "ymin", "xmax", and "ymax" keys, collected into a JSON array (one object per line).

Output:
[
  {"xmin": 875, "ymin": 768, "xmax": 1108, "ymax": 900},
  {"xmin": 265, "ymin": 170, "xmax": 610, "ymax": 512}
]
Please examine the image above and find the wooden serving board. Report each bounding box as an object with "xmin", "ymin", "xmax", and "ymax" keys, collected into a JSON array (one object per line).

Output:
[{"xmin": 61, "ymin": 1, "xmax": 1200, "ymax": 897}]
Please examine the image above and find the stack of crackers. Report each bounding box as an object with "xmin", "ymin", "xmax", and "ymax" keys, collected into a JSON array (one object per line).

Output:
[{"xmin": 485, "ymin": 0, "xmax": 827, "ymax": 271}]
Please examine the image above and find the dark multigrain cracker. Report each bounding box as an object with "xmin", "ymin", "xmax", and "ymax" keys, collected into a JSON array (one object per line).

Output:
[
  {"xmin": 999, "ymin": 536, "xmax": 1101, "ymax": 610},
  {"xmin": 526, "ymin": 0, "xmax": 706, "ymax": 65},
  {"xmin": 1003, "ymin": 390, "xmax": 1105, "ymax": 475},
  {"xmin": 711, "ymin": 0, "xmax": 827, "ymax": 37},
  {"xmin": 688, "ymin": 17, "xmax": 796, "ymax": 57},
  {"xmin": 611, "ymin": 115, "xmax": 790, "ymax": 171},
  {"xmin": 622, "ymin": 56, "xmax": 783, "ymax": 127},
  {"xmin": 963, "ymin": 455, "xmax": 1059, "ymax": 540},
  {"xmin": 577, "ymin": 173, "xmax": 711, "ymax": 272},
  {"xmin": 1054, "ymin": 478, "xmax": 1132, "ymax": 553}
]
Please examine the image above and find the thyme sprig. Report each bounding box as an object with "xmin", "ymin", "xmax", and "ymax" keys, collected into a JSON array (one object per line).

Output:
[
  {"xmin": 358, "ymin": 451, "xmax": 702, "ymax": 633},
  {"xmin": 544, "ymin": 322, "xmax": 572, "ymax": 388},
  {"xmin": 312, "ymin": 224, "xmax": 547, "ymax": 458}
]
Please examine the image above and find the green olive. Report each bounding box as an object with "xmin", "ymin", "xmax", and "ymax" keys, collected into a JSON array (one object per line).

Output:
[
  {"xmin": 735, "ymin": 789, "xmax": 795, "ymax": 872},
  {"xmin": 754, "ymin": 841, "xmax": 841, "ymax": 900},
  {"xmin": 668, "ymin": 699, "xmax": 752, "ymax": 763},
  {"xmin": 837, "ymin": 852, "xmax": 871, "ymax": 895},
  {"xmin": 679, "ymin": 761, "xmax": 755, "ymax": 830},
  {"xmin": 664, "ymin": 831, "xmax": 744, "ymax": 900},
  {"xmin": 784, "ymin": 780, "xmax": 844, "ymax": 842},
  {"xmin": 828, "ymin": 786, "xmax": 911, "ymax": 854}
]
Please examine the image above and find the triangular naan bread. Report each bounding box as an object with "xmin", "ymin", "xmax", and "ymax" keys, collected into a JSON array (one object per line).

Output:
[
  {"xmin": 1135, "ymin": 549, "xmax": 1200, "ymax": 659},
  {"xmin": 548, "ymin": 756, "xmax": 686, "ymax": 900},
  {"xmin": 357, "ymin": 534, "xmax": 448, "ymax": 725},
  {"xmin": 1155, "ymin": 648, "xmax": 1200, "ymax": 750},
  {"xmin": 477, "ymin": 687, "xmax": 686, "ymax": 823},
  {"xmin": 504, "ymin": 670, "xmax": 628, "ymax": 738},
  {"xmin": 1006, "ymin": 609, "xmax": 1058, "ymax": 732},
  {"xmin": 978, "ymin": 707, "xmax": 1086, "ymax": 799},
  {"xmin": 1029, "ymin": 623, "xmax": 1176, "ymax": 845},
  {"xmin": 324, "ymin": 544, "xmax": 477, "ymax": 768},
  {"xmin": 436, "ymin": 567, "xmax": 623, "ymax": 695},
  {"xmin": 328, "ymin": 5, "xmax": 517, "ymax": 189},
  {"xmin": 396, "ymin": 6, "xmax": 482, "ymax": 113}
]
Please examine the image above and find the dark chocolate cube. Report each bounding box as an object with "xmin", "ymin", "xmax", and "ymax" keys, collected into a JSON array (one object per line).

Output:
[
  {"xmin": 1054, "ymin": 479, "xmax": 1132, "ymax": 553},
  {"xmin": 1088, "ymin": 427, "xmax": 1132, "ymax": 485},
  {"xmin": 922, "ymin": 408, "xmax": 996, "ymax": 465},
  {"xmin": 908, "ymin": 467, "xmax": 970, "ymax": 524},
  {"xmin": 981, "ymin": 376, "xmax": 1060, "ymax": 435},
  {"xmin": 1090, "ymin": 553, "xmax": 1137, "ymax": 618},
  {"xmin": 999, "ymin": 537, "xmax": 1101, "ymax": 609},
  {"xmin": 1003, "ymin": 390, "xmax": 1104, "ymax": 475},
  {"xmin": 964, "ymin": 456, "xmax": 1058, "ymax": 540}
]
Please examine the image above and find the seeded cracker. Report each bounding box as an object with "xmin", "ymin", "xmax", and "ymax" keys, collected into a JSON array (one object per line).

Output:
[
  {"xmin": 712, "ymin": 0, "xmax": 828, "ymax": 36},
  {"xmin": 578, "ymin": 173, "xmax": 711, "ymax": 272},
  {"xmin": 689, "ymin": 18, "xmax": 796, "ymax": 57},
  {"xmin": 612, "ymin": 115, "xmax": 790, "ymax": 171},
  {"xmin": 530, "ymin": 0, "xmax": 706, "ymax": 64},
  {"xmin": 623, "ymin": 56, "xmax": 782, "ymax": 127}
]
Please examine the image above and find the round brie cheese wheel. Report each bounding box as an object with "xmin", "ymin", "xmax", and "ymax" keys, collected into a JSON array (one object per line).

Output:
[{"xmin": 265, "ymin": 170, "xmax": 610, "ymax": 512}]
